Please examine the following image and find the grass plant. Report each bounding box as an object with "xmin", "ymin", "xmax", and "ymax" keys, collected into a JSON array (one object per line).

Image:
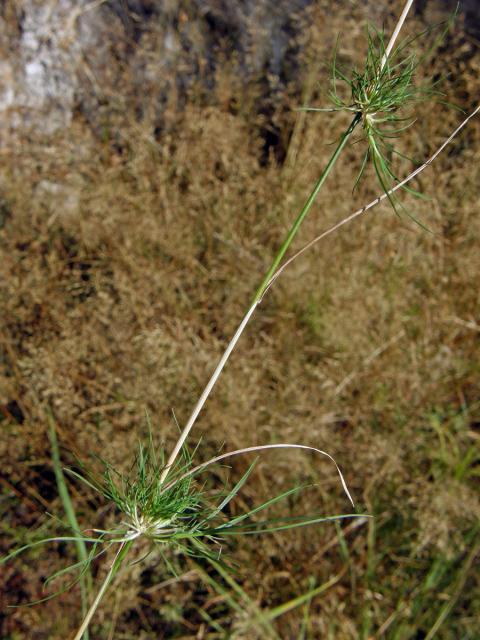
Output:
[
  {"xmin": 74, "ymin": 5, "xmax": 429, "ymax": 631},
  {"xmin": 1, "ymin": 1, "xmax": 479, "ymax": 637},
  {"xmin": 159, "ymin": 0, "xmax": 426, "ymax": 484},
  {"xmin": 1, "ymin": 432, "xmax": 358, "ymax": 639}
]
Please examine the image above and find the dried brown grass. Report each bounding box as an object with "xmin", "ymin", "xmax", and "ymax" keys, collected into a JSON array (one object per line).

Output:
[{"xmin": 1, "ymin": 2, "xmax": 479, "ymax": 638}]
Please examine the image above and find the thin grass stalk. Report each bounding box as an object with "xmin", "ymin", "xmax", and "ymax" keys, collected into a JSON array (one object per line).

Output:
[
  {"xmin": 265, "ymin": 571, "xmax": 344, "ymax": 621},
  {"xmin": 47, "ymin": 413, "xmax": 91, "ymax": 639},
  {"xmin": 160, "ymin": 2, "xmax": 418, "ymax": 484},
  {"xmin": 424, "ymin": 534, "xmax": 480, "ymax": 640},
  {"xmin": 159, "ymin": 301, "xmax": 257, "ymax": 484},
  {"xmin": 160, "ymin": 114, "xmax": 362, "ymax": 483},
  {"xmin": 251, "ymin": 113, "xmax": 361, "ymax": 303},
  {"xmin": 160, "ymin": 114, "xmax": 363, "ymax": 484},
  {"xmin": 73, "ymin": 541, "xmax": 133, "ymax": 640}
]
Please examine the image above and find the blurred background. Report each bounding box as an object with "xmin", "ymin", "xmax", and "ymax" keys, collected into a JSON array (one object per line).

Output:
[{"xmin": 1, "ymin": 0, "xmax": 479, "ymax": 637}]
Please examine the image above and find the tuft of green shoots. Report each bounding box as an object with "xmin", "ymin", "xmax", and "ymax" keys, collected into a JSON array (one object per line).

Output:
[
  {"xmin": 302, "ymin": 25, "xmax": 447, "ymax": 219},
  {"xmin": 68, "ymin": 444, "xmax": 204, "ymax": 544},
  {"xmin": 1, "ymin": 434, "xmax": 362, "ymax": 638},
  {"xmin": 67, "ymin": 437, "xmax": 358, "ymax": 548}
]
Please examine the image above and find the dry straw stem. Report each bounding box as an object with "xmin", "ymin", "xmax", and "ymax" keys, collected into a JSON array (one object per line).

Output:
[
  {"xmin": 160, "ymin": 0, "xmax": 418, "ymax": 483},
  {"xmin": 381, "ymin": 0, "xmax": 415, "ymax": 68},
  {"xmin": 159, "ymin": 302, "xmax": 258, "ymax": 483}
]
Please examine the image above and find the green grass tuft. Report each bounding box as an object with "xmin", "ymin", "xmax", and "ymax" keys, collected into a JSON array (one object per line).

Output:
[
  {"xmin": 302, "ymin": 24, "xmax": 451, "ymax": 220},
  {"xmin": 2, "ymin": 434, "xmax": 362, "ymax": 638}
]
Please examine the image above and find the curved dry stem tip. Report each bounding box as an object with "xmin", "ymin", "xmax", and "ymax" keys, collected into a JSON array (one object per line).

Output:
[{"xmin": 162, "ymin": 443, "xmax": 355, "ymax": 508}]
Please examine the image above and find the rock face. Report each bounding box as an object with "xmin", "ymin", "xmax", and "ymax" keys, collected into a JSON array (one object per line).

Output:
[
  {"xmin": 0, "ymin": 0, "xmax": 314, "ymax": 137},
  {"xmin": 0, "ymin": 1, "xmax": 94, "ymax": 133},
  {"xmin": 0, "ymin": 0, "xmax": 477, "ymax": 138}
]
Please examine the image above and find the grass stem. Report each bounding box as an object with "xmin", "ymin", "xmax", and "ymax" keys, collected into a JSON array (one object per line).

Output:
[
  {"xmin": 73, "ymin": 541, "xmax": 133, "ymax": 640},
  {"xmin": 47, "ymin": 413, "xmax": 92, "ymax": 639},
  {"xmin": 160, "ymin": 113, "xmax": 361, "ymax": 483},
  {"xmin": 160, "ymin": 1, "xmax": 419, "ymax": 483},
  {"xmin": 159, "ymin": 301, "xmax": 258, "ymax": 483},
  {"xmin": 253, "ymin": 112, "xmax": 361, "ymax": 303},
  {"xmin": 424, "ymin": 536, "xmax": 480, "ymax": 640},
  {"xmin": 381, "ymin": 0, "xmax": 415, "ymax": 68}
]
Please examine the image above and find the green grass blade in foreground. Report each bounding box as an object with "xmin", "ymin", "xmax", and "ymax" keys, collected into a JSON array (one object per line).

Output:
[
  {"xmin": 215, "ymin": 513, "xmax": 366, "ymax": 536},
  {"xmin": 205, "ymin": 556, "xmax": 281, "ymax": 640},
  {"xmin": 47, "ymin": 413, "xmax": 92, "ymax": 638},
  {"xmin": 198, "ymin": 459, "xmax": 258, "ymax": 526},
  {"xmin": 9, "ymin": 544, "xmax": 106, "ymax": 609},
  {"xmin": 0, "ymin": 536, "xmax": 101, "ymax": 565},
  {"xmin": 43, "ymin": 543, "xmax": 108, "ymax": 591},
  {"xmin": 192, "ymin": 559, "xmax": 280, "ymax": 640},
  {"xmin": 424, "ymin": 534, "xmax": 480, "ymax": 640},
  {"xmin": 216, "ymin": 485, "xmax": 307, "ymax": 530},
  {"xmin": 266, "ymin": 572, "xmax": 344, "ymax": 622},
  {"xmin": 2, "ymin": 538, "xmax": 106, "ymax": 610}
]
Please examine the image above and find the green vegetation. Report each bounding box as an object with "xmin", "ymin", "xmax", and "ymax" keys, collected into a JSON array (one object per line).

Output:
[{"xmin": 48, "ymin": 413, "xmax": 92, "ymax": 639}]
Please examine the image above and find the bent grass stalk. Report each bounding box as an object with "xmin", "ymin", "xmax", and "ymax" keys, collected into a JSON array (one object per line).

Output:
[
  {"xmin": 161, "ymin": 0, "xmax": 415, "ymax": 483},
  {"xmin": 159, "ymin": 112, "xmax": 361, "ymax": 485}
]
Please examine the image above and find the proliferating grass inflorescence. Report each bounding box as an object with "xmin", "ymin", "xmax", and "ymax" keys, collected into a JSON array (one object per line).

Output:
[
  {"xmin": 1, "ymin": 434, "xmax": 357, "ymax": 640},
  {"xmin": 72, "ymin": 443, "xmax": 204, "ymax": 544},
  {"xmin": 302, "ymin": 6, "xmax": 457, "ymax": 218},
  {"xmin": 68, "ymin": 436, "xmax": 356, "ymax": 552},
  {"xmin": 338, "ymin": 31, "xmax": 429, "ymax": 197}
]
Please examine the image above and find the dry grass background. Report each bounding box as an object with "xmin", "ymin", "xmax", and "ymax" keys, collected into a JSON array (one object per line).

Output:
[{"xmin": 1, "ymin": 1, "xmax": 480, "ymax": 638}]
